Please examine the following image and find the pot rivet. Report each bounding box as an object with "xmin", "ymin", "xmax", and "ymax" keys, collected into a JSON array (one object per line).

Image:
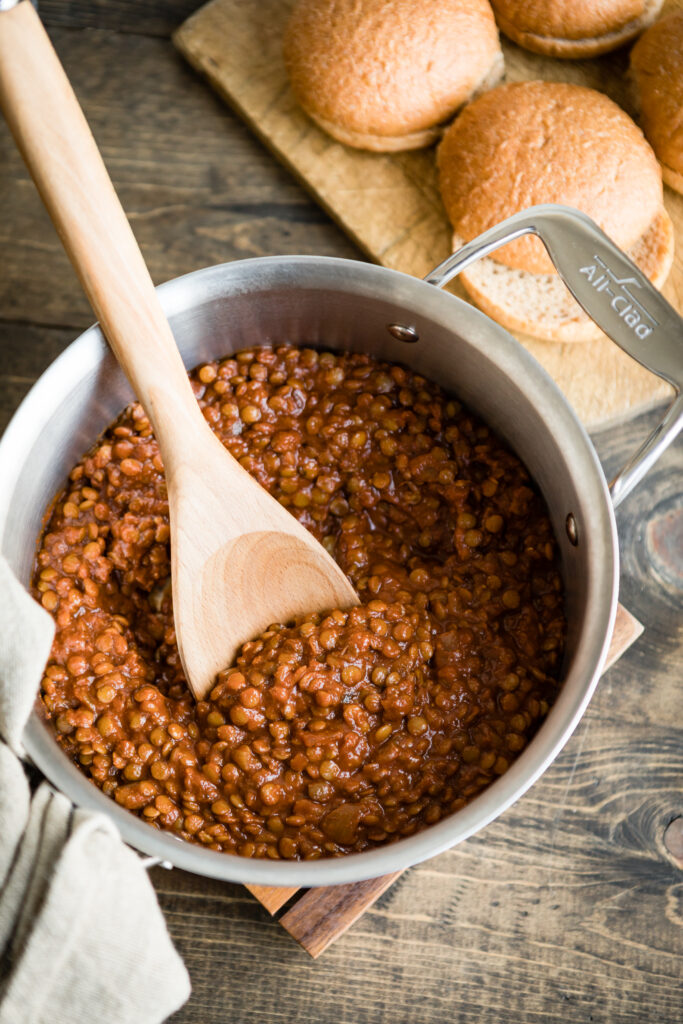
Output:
[
  {"xmin": 566, "ymin": 513, "xmax": 578, "ymax": 546},
  {"xmin": 663, "ymin": 817, "xmax": 683, "ymax": 868},
  {"xmin": 387, "ymin": 323, "xmax": 419, "ymax": 343}
]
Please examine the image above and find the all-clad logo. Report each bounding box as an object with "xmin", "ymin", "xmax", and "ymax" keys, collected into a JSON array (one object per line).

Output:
[{"xmin": 579, "ymin": 255, "xmax": 658, "ymax": 339}]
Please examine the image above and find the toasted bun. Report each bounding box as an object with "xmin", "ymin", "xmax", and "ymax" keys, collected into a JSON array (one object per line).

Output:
[
  {"xmin": 283, "ymin": 0, "xmax": 503, "ymax": 152},
  {"xmin": 630, "ymin": 12, "xmax": 683, "ymax": 195},
  {"xmin": 451, "ymin": 206, "xmax": 674, "ymax": 342},
  {"xmin": 491, "ymin": 0, "xmax": 663, "ymax": 58},
  {"xmin": 437, "ymin": 81, "xmax": 664, "ymax": 275}
]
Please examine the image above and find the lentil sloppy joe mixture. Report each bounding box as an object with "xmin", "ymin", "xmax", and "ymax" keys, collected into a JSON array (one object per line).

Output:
[{"xmin": 35, "ymin": 345, "xmax": 565, "ymax": 860}]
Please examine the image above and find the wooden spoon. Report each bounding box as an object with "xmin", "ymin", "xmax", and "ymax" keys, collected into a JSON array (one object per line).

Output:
[{"xmin": 0, "ymin": 1, "xmax": 357, "ymax": 701}]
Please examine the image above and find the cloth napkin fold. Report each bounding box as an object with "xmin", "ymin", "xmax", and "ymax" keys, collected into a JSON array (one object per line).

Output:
[
  {"xmin": 0, "ymin": 556, "xmax": 191, "ymax": 1024},
  {"xmin": 0, "ymin": 558, "xmax": 55, "ymax": 756}
]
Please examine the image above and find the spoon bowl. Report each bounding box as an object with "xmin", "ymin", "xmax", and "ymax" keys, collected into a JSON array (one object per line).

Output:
[{"xmin": 165, "ymin": 410, "xmax": 357, "ymax": 700}]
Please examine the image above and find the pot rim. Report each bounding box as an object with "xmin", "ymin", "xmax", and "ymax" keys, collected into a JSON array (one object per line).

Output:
[{"xmin": 1, "ymin": 255, "xmax": 619, "ymax": 886}]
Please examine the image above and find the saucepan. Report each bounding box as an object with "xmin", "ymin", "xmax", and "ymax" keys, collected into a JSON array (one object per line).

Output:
[{"xmin": 1, "ymin": 204, "xmax": 681, "ymax": 887}]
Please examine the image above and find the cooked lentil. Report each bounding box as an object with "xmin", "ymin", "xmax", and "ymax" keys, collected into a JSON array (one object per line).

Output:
[{"xmin": 34, "ymin": 345, "xmax": 565, "ymax": 859}]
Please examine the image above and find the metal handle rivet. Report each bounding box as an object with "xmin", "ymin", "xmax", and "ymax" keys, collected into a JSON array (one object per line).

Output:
[
  {"xmin": 566, "ymin": 513, "xmax": 578, "ymax": 546},
  {"xmin": 387, "ymin": 323, "xmax": 419, "ymax": 343}
]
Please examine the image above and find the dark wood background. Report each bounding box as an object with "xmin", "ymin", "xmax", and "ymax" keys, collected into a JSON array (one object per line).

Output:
[{"xmin": 1, "ymin": 3, "xmax": 681, "ymax": 1022}]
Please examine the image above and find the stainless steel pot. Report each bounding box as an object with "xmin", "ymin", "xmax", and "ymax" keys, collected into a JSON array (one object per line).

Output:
[{"xmin": 1, "ymin": 206, "xmax": 681, "ymax": 887}]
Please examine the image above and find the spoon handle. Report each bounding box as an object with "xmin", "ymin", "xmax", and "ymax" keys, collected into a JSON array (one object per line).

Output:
[{"xmin": 0, "ymin": 1, "xmax": 201, "ymax": 458}]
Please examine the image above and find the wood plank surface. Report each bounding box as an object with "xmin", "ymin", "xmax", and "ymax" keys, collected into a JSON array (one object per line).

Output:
[
  {"xmin": 603, "ymin": 604, "xmax": 644, "ymax": 672},
  {"xmin": 174, "ymin": 0, "xmax": 683, "ymax": 430},
  {"xmin": 0, "ymin": 322, "xmax": 75, "ymax": 434},
  {"xmin": 0, "ymin": 5, "xmax": 681, "ymax": 1023},
  {"xmin": 39, "ymin": 0, "xmax": 201, "ymax": 37},
  {"xmin": 0, "ymin": 26, "xmax": 358, "ymax": 331}
]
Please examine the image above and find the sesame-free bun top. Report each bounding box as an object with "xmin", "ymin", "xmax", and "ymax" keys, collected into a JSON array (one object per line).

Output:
[
  {"xmin": 437, "ymin": 81, "xmax": 663, "ymax": 275},
  {"xmin": 490, "ymin": 0, "xmax": 663, "ymax": 58},
  {"xmin": 630, "ymin": 11, "xmax": 683, "ymax": 194},
  {"xmin": 283, "ymin": 0, "xmax": 503, "ymax": 152}
]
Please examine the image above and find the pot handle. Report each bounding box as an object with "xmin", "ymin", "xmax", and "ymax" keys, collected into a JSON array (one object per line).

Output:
[
  {"xmin": 424, "ymin": 204, "xmax": 683, "ymax": 508},
  {"xmin": 139, "ymin": 854, "xmax": 173, "ymax": 872}
]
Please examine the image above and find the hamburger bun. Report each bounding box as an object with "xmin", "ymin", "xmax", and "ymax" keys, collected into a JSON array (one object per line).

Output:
[
  {"xmin": 630, "ymin": 11, "xmax": 683, "ymax": 196},
  {"xmin": 283, "ymin": 0, "xmax": 504, "ymax": 152},
  {"xmin": 490, "ymin": 0, "xmax": 663, "ymax": 58},
  {"xmin": 437, "ymin": 81, "xmax": 674, "ymax": 342}
]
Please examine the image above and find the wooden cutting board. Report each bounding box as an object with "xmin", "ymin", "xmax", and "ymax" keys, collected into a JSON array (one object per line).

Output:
[{"xmin": 174, "ymin": 0, "xmax": 683, "ymax": 429}]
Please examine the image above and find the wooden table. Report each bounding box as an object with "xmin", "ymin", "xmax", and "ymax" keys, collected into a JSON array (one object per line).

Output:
[{"xmin": 1, "ymin": 4, "xmax": 681, "ymax": 1021}]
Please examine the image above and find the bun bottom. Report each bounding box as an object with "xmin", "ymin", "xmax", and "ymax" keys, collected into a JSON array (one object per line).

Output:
[
  {"xmin": 663, "ymin": 164, "xmax": 683, "ymax": 197},
  {"xmin": 305, "ymin": 110, "xmax": 439, "ymax": 153},
  {"xmin": 495, "ymin": 0, "xmax": 663, "ymax": 58},
  {"xmin": 453, "ymin": 207, "xmax": 674, "ymax": 343},
  {"xmin": 300, "ymin": 52, "xmax": 504, "ymax": 152}
]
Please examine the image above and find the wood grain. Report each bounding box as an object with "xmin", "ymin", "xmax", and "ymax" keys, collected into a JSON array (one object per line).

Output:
[
  {"xmin": 604, "ymin": 605, "xmax": 645, "ymax": 672},
  {"xmin": 0, "ymin": 5, "xmax": 681, "ymax": 1021},
  {"xmin": 278, "ymin": 872, "xmax": 404, "ymax": 958},
  {"xmin": 244, "ymin": 884, "xmax": 299, "ymax": 915},
  {"xmin": 0, "ymin": 4, "xmax": 202, "ymax": 418},
  {"xmin": 173, "ymin": 0, "xmax": 683, "ymax": 430},
  {"xmin": 0, "ymin": 322, "xmax": 74, "ymax": 436},
  {"xmin": 0, "ymin": 27, "xmax": 358, "ymax": 331},
  {"xmin": 0, "ymin": 28, "xmax": 647, "ymax": 946},
  {"xmin": 39, "ymin": 0, "xmax": 200, "ymax": 37}
]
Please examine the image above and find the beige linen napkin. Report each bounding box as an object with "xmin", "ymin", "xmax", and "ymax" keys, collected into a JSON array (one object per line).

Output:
[
  {"xmin": 0, "ymin": 556, "xmax": 191, "ymax": 1024},
  {"xmin": 0, "ymin": 558, "xmax": 55, "ymax": 756}
]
